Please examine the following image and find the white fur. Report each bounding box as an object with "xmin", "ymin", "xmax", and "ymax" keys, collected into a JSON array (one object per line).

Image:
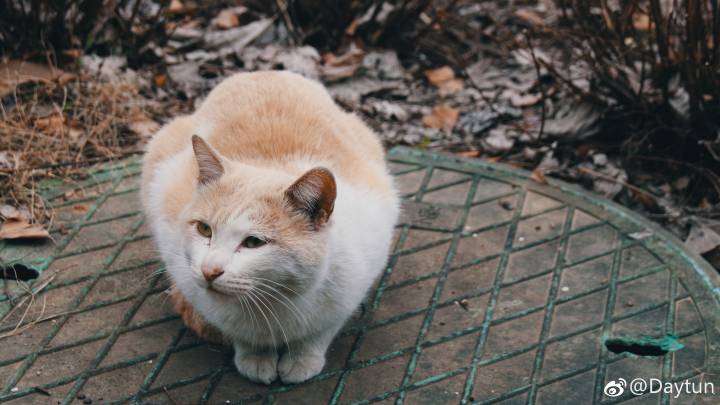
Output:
[{"xmin": 144, "ymin": 144, "xmax": 398, "ymax": 384}]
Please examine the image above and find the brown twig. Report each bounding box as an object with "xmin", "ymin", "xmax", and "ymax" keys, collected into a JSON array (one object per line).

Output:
[
  {"xmin": 461, "ymin": 66, "xmax": 500, "ymax": 115},
  {"xmin": 524, "ymin": 30, "xmax": 547, "ymax": 139},
  {"xmin": 275, "ymin": 0, "xmax": 300, "ymax": 45},
  {"xmin": 626, "ymin": 155, "xmax": 720, "ymax": 198},
  {"xmin": 163, "ymin": 387, "xmax": 180, "ymax": 405},
  {"xmin": 576, "ymin": 166, "xmax": 656, "ymax": 201}
]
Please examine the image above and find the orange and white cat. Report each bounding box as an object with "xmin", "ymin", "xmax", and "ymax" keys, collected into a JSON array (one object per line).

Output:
[{"xmin": 141, "ymin": 71, "xmax": 399, "ymax": 384}]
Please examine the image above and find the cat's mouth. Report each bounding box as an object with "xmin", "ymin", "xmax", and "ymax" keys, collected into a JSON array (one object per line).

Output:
[
  {"xmin": 207, "ymin": 284, "xmax": 231, "ymax": 296},
  {"xmin": 206, "ymin": 283, "xmax": 247, "ymax": 298}
]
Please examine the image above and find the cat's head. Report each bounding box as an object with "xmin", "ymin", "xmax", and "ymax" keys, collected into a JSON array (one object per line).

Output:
[{"xmin": 176, "ymin": 135, "xmax": 336, "ymax": 301}]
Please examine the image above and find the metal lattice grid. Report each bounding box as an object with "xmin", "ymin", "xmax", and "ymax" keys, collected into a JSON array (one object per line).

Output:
[{"xmin": 0, "ymin": 147, "xmax": 718, "ymax": 404}]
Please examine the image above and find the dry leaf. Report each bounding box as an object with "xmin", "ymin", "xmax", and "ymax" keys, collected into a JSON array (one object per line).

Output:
[
  {"xmin": 57, "ymin": 72, "xmax": 76, "ymax": 86},
  {"xmin": 514, "ymin": 8, "xmax": 545, "ymax": 26},
  {"xmin": 322, "ymin": 65, "xmax": 360, "ymax": 82},
  {"xmin": 34, "ymin": 114, "xmax": 65, "ymax": 131},
  {"xmin": 213, "ymin": 9, "xmax": 240, "ymax": 30},
  {"xmin": 686, "ymin": 222, "xmax": 720, "ymax": 255},
  {"xmin": 629, "ymin": 230, "xmax": 653, "ymax": 240},
  {"xmin": 455, "ymin": 150, "xmax": 480, "ymax": 158},
  {"xmin": 422, "ymin": 105, "xmax": 459, "ymax": 130},
  {"xmin": 168, "ymin": 0, "xmax": 185, "ymax": 13},
  {"xmin": 633, "ymin": 13, "xmax": 652, "ymax": 31},
  {"xmin": 72, "ymin": 204, "xmax": 88, "ymax": 214},
  {"xmin": 673, "ymin": 176, "xmax": 690, "ymax": 191},
  {"xmin": 0, "ymin": 205, "xmax": 20, "ymax": 220},
  {"xmin": 699, "ymin": 198, "xmax": 712, "ymax": 210},
  {"xmin": 425, "ymin": 66, "xmax": 455, "ymax": 86},
  {"xmin": 531, "ymin": 168, "xmax": 547, "ymax": 184},
  {"xmin": 62, "ymin": 49, "xmax": 82, "ymax": 59},
  {"xmin": 439, "ymin": 78, "xmax": 464, "ymax": 94},
  {"xmin": 0, "ymin": 60, "xmax": 71, "ymax": 98},
  {"xmin": 0, "ymin": 219, "xmax": 49, "ymax": 240},
  {"xmin": 321, "ymin": 44, "xmax": 364, "ymax": 82},
  {"xmin": 631, "ymin": 188, "xmax": 656, "ymax": 209},
  {"xmin": 425, "ymin": 66, "xmax": 463, "ymax": 94},
  {"xmin": 67, "ymin": 119, "xmax": 84, "ymax": 141},
  {"xmin": 345, "ymin": 18, "xmax": 361, "ymax": 36},
  {"xmin": 153, "ymin": 73, "xmax": 167, "ymax": 87},
  {"xmin": 510, "ymin": 93, "xmax": 542, "ymax": 107},
  {"xmin": 129, "ymin": 112, "xmax": 161, "ymax": 138}
]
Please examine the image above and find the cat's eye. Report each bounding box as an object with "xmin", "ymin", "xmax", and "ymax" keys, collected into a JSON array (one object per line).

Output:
[
  {"xmin": 241, "ymin": 236, "xmax": 267, "ymax": 248},
  {"xmin": 196, "ymin": 222, "xmax": 212, "ymax": 238}
]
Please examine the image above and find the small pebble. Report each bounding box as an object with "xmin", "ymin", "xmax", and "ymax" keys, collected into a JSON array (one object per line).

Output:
[
  {"xmin": 561, "ymin": 286, "xmax": 569, "ymax": 292},
  {"xmin": 10, "ymin": 387, "xmax": 18, "ymax": 393},
  {"xmin": 518, "ymin": 236, "xmax": 525, "ymax": 242}
]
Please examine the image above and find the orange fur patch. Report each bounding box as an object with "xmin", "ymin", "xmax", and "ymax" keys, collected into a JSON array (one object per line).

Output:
[{"xmin": 170, "ymin": 288, "xmax": 226, "ymax": 344}]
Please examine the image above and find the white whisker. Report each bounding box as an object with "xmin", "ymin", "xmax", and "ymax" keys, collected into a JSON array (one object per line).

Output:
[
  {"xmin": 250, "ymin": 287, "xmax": 292, "ymax": 356},
  {"xmin": 246, "ymin": 289, "xmax": 278, "ymax": 352},
  {"xmin": 254, "ymin": 282, "xmax": 310, "ymax": 330}
]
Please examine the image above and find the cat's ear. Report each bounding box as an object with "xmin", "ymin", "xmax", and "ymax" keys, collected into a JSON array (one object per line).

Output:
[
  {"xmin": 191, "ymin": 135, "xmax": 224, "ymax": 185},
  {"xmin": 285, "ymin": 167, "xmax": 336, "ymax": 230}
]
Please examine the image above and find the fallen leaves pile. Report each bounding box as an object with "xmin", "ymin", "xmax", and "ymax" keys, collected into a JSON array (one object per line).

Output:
[{"xmin": 0, "ymin": 0, "xmax": 718, "ymax": 270}]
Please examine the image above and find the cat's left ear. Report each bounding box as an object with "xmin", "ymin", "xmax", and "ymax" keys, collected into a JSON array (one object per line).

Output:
[
  {"xmin": 285, "ymin": 167, "xmax": 336, "ymax": 230},
  {"xmin": 191, "ymin": 135, "xmax": 224, "ymax": 185}
]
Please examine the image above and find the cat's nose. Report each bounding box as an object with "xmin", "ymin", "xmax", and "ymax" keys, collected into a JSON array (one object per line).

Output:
[{"xmin": 202, "ymin": 266, "xmax": 224, "ymax": 283}]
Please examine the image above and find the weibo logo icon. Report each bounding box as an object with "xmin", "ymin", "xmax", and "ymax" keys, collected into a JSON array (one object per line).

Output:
[{"xmin": 604, "ymin": 378, "xmax": 627, "ymax": 397}]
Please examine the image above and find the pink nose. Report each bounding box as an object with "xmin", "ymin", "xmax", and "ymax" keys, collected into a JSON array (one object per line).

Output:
[{"xmin": 202, "ymin": 266, "xmax": 224, "ymax": 283}]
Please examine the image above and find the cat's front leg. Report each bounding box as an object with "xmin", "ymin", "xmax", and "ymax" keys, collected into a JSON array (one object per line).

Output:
[
  {"xmin": 278, "ymin": 326, "xmax": 338, "ymax": 384},
  {"xmin": 233, "ymin": 342, "xmax": 279, "ymax": 384}
]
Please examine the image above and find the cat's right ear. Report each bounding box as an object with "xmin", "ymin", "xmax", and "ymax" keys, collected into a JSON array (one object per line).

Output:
[
  {"xmin": 191, "ymin": 135, "xmax": 224, "ymax": 185},
  {"xmin": 284, "ymin": 167, "xmax": 336, "ymax": 231}
]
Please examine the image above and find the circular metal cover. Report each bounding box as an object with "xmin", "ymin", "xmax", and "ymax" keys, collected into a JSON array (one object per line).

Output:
[{"xmin": 0, "ymin": 147, "xmax": 718, "ymax": 404}]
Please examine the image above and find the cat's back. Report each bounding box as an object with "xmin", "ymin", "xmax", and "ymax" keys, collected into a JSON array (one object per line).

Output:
[{"xmin": 143, "ymin": 71, "xmax": 392, "ymax": 199}]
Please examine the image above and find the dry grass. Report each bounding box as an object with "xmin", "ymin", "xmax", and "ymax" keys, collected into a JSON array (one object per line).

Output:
[
  {"xmin": 0, "ymin": 75, "xmax": 153, "ymax": 225},
  {"xmin": 526, "ymin": 0, "xmax": 720, "ymax": 207},
  {"xmin": 543, "ymin": 0, "xmax": 719, "ymax": 138}
]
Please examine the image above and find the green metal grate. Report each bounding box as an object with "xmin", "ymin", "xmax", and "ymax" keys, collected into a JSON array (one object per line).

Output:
[{"xmin": 0, "ymin": 147, "xmax": 718, "ymax": 404}]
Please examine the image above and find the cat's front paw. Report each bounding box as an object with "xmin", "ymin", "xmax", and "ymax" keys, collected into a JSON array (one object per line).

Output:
[
  {"xmin": 234, "ymin": 351, "xmax": 279, "ymax": 385},
  {"xmin": 278, "ymin": 351, "xmax": 326, "ymax": 384}
]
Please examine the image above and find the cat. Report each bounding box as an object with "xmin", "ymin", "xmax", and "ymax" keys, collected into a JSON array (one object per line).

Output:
[{"xmin": 141, "ymin": 71, "xmax": 399, "ymax": 384}]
